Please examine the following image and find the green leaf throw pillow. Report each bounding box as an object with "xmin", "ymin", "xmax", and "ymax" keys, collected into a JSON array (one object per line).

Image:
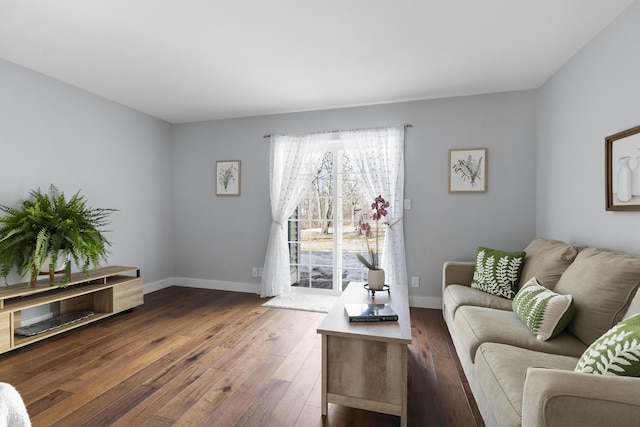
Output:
[
  {"xmin": 575, "ymin": 313, "xmax": 640, "ymax": 376},
  {"xmin": 470, "ymin": 246, "xmax": 525, "ymax": 299},
  {"xmin": 512, "ymin": 277, "xmax": 575, "ymax": 341}
]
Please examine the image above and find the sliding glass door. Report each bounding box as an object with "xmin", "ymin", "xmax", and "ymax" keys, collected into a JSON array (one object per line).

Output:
[{"xmin": 288, "ymin": 148, "xmax": 374, "ymax": 292}]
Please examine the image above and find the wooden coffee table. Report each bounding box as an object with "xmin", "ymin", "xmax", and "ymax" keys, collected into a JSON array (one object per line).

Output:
[{"xmin": 317, "ymin": 282, "xmax": 412, "ymax": 427}]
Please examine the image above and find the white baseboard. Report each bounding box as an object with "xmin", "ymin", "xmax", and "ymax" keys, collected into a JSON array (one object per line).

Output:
[
  {"xmin": 408, "ymin": 295, "xmax": 443, "ymax": 309},
  {"xmin": 172, "ymin": 277, "xmax": 259, "ymax": 294},
  {"xmin": 143, "ymin": 277, "xmax": 174, "ymax": 294}
]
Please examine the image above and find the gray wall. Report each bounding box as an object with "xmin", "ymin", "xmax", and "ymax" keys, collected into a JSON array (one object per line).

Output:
[
  {"xmin": 537, "ymin": 0, "xmax": 640, "ymax": 254},
  {"xmin": 172, "ymin": 91, "xmax": 537, "ymax": 306},
  {"xmin": 0, "ymin": 58, "xmax": 174, "ymax": 288}
]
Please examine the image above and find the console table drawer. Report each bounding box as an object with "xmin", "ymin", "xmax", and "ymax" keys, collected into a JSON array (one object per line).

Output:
[{"xmin": 113, "ymin": 278, "xmax": 144, "ymax": 312}]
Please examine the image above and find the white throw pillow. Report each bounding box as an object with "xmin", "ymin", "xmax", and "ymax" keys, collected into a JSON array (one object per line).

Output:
[{"xmin": 512, "ymin": 277, "xmax": 574, "ymax": 341}]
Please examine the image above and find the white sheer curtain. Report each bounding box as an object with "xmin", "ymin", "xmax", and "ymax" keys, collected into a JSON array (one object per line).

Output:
[
  {"xmin": 342, "ymin": 126, "xmax": 407, "ymax": 286},
  {"xmin": 259, "ymin": 133, "xmax": 326, "ymax": 297},
  {"xmin": 259, "ymin": 126, "xmax": 407, "ymax": 297}
]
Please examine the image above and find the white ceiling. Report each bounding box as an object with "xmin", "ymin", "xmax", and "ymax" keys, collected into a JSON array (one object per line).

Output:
[{"xmin": 0, "ymin": 1, "xmax": 635, "ymax": 124}]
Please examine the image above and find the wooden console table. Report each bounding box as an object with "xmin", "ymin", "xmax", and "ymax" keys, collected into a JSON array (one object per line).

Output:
[
  {"xmin": 0, "ymin": 266, "xmax": 143, "ymax": 354},
  {"xmin": 317, "ymin": 282, "xmax": 412, "ymax": 427}
]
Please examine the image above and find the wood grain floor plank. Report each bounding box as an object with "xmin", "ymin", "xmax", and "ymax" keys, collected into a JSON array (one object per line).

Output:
[
  {"xmin": 271, "ymin": 315, "xmax": 323, "ymax": 382},
  {"xmin": 138, "ymin": 415, "xmax": 175, "ymax": 427},
  {"xmin": 27, "ymin": 389, "xmax": 74, "ymax": 419},
  {"xmin": 432, "ymin": 354, "xmax": 478, "ymax": 427},
  {"xmin": 232, "ymin": 379, "xmax": 290, "ymax": 427},
  {"xmin": 167, "ymin": 367, "xmax": 255, "ymax": 426},
  {"xmin": 265, "ymin": 332, "xmax": 322, "ymax": 426},
  {"xmin": 155, "ymin": 364, "xmax": 228, "ymax": 420},
  {"xmin": 202, "ymin": 352, "xmax": 289, "ymax": 426},
  {"xmin": 71, "ymin": 384, "xmax": 158, "ymax": 427},
  {"xmin": 111, "ymin": 361, "xmax": 221, "ymax": 426},
  {"xmin": 30, "ymin": 334, "xmax": 193, "ymax": 425},
  {"xmin": 49, "ymin": 357, "xmax": 175, "ymax": 427},
  {"xmin": 293, "ymin": 403, "xmax": 327, "ymax": 427}
]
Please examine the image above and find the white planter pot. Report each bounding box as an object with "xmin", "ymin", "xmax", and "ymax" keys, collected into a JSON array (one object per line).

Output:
[
  {"xmin": 367, "ymin": 269, "xmax": 385, "ymax": 291},
  {"xmin": 40, "ymin": 252, "xmax": 69, "ymax": 273}
]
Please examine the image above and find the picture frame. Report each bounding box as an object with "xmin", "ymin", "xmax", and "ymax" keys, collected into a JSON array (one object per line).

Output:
[
  {"xmin": 605, "ymin": 125, "xmax": 640, "ymax": 211},
  {"xmin": 449, "ymin": 148, "xmax": 487, "ymax": 193},
  {"xmin": 216, "ymin": 160, "xmax": 241, "ymax": 196}
]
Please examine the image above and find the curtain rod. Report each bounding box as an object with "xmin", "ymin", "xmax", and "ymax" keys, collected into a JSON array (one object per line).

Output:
[{"xmin": 262, "ymin": 124, "xmax": 412, "ymax": 139}]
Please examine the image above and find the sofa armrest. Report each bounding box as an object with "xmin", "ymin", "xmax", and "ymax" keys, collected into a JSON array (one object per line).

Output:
[
  {"xmin": 522, "ymin": 367, "xmax": 640, "ymax": 427},
  {"xmin": 442, "ymin": 261, "xmax": 475, "ymax": 289}
]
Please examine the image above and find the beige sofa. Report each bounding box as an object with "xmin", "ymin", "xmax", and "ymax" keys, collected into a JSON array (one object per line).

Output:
[{"xmin": 442, "ymin": 238, "xmax": 640, "ymax": 427}]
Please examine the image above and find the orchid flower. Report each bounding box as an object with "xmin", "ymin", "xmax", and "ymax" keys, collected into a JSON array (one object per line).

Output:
[{"xmin": 356, "ymin": 195, "xmax": 389, "ymax": 270}]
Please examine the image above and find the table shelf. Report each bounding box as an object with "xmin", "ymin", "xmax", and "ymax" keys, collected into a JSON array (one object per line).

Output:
[{"xmin": 0, "ymin": 266, "xmax": 143, "ymax": 354}]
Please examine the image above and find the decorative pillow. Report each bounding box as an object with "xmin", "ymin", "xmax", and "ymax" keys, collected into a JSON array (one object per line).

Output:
[
  {"xmin": 575, "ymin": 313, "xmax": 640, "ymax": 376},
  {"xmin": 470, "ymin": 246, "xmax": 526, "ymax": 300},
  {"xmin": 512, "ymin": 277, "xmax": 575, "ymax": 341}
]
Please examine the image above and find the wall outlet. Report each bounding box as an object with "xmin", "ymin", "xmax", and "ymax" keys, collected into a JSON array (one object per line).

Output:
[
  {"xmin": 258, "ymin": 267, "xmax": 263, "ymax": 277},
  {"xmin": 404, "ymin": 199, "xmax": 411, "ymax": 210},
  {"xmin": 252, "ymin": 267, "xmax": 258, "ymax": 278},
  {"xmin": 411, "ymin": 276, "xmax": 419, "ymax": 287}
]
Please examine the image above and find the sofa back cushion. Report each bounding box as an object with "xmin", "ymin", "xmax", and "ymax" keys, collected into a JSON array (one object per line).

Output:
[
  {"xmin": 554, "ymin": 247, "xmax": 640, "ymax": 345},
  {"xmin": 518, "ymin": 238, "xmax": 580, "ymax": 290}
]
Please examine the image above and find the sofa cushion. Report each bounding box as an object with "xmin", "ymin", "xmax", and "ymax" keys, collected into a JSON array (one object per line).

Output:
[
  {"xmin": 470, "ymin": 247, "xmax": 526, "ymax": 300},
  {"xmin": 443, "ymin": 284, "xmax": 513, "ymax": 321},
  {"xmin": 453, "ymin": 305, "xmax": 587, "ymax": 362},
  {"xmin": 475, "ymin": 342, "xmax": 579, "ymax": 426},
  {"xmin": 518, "ymin": 238, "xmax": 580, "ymax": 290},
  {"xmin": 553, "ymin": 247, "xmax": 640, "ymax": 346},
  {"xmin": 512, "ymin": 277, "xmax": 575, "ymax": 341},
  {"xmin": 575, "ymin": 313, "xmax": 640, "ymax": 376}
]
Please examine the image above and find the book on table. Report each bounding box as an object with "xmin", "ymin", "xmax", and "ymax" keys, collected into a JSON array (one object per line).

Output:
[{"xmin": 344, "ymin": 303, "xmax": 398, "ymax": 322}]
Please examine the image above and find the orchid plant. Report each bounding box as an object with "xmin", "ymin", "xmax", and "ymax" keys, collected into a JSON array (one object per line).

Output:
[{"xmin": 356, "ymin": 195, "xmax": 389, "ymax": 270}]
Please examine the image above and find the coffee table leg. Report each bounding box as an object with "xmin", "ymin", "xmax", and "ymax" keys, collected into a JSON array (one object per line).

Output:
[
  {"xmin": 401, "ymin": 345, "xmax": 408, "ymax": 427},
  {"xmin": 321, "ymin": 334, "xmax": 328, "ymax": 415}
]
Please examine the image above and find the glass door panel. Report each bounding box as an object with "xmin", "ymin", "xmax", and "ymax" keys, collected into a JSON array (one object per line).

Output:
[{"xmin": 289, "ymin": 150, "xmax": 382, "ymax": 292}]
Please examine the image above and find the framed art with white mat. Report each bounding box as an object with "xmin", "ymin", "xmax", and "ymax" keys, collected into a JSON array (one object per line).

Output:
[{"xmin": 449, "ymin": 148, "xmax": 487, "ymax": 193}]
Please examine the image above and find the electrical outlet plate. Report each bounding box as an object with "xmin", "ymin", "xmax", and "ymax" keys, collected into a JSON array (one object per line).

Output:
[
  {"xmin": 411, "ymin": 276, "xmax": 419, "ymax": 287},
  {"xmin": 252, "ymin": 268, "xmax": 258, "ymax": 277}
]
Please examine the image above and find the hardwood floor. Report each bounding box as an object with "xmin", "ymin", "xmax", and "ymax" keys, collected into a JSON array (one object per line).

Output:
[{"xmin": 0, "ymin": 286, "xmax": 484, "ymax": 427}]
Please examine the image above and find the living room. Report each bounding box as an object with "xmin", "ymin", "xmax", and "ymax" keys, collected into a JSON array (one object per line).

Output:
[{"xmin": 0, "ymin": 1, "xmax": 639, "ymax": 425}]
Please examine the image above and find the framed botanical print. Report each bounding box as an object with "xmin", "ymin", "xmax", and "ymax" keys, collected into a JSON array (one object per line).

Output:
[
  {"xmin": 449, "ymin": 148, "xmax": 487, "ymax": 193},
  {"xmin": 605, "ymin": 125, "xmax": 640, "ymax": 210},
  {"xmin": 216, "ymin": 160, "xmax": 241, "ymax": 196}
]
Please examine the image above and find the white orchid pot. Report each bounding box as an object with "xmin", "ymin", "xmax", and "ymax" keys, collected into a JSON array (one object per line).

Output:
[{"xmin": 367, "ymin": 269, "xmax": 385, "ymax": 291}]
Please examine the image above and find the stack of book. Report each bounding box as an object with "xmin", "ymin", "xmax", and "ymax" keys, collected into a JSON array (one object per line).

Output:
[{"xmin": 344, "ymin": 303, "xmax": 398, "ymax": 322}]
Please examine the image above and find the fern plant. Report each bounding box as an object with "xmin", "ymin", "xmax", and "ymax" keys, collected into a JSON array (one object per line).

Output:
[{"xmin": 0, "ymin": 185, "xmax": 116, "ymax": 286}]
